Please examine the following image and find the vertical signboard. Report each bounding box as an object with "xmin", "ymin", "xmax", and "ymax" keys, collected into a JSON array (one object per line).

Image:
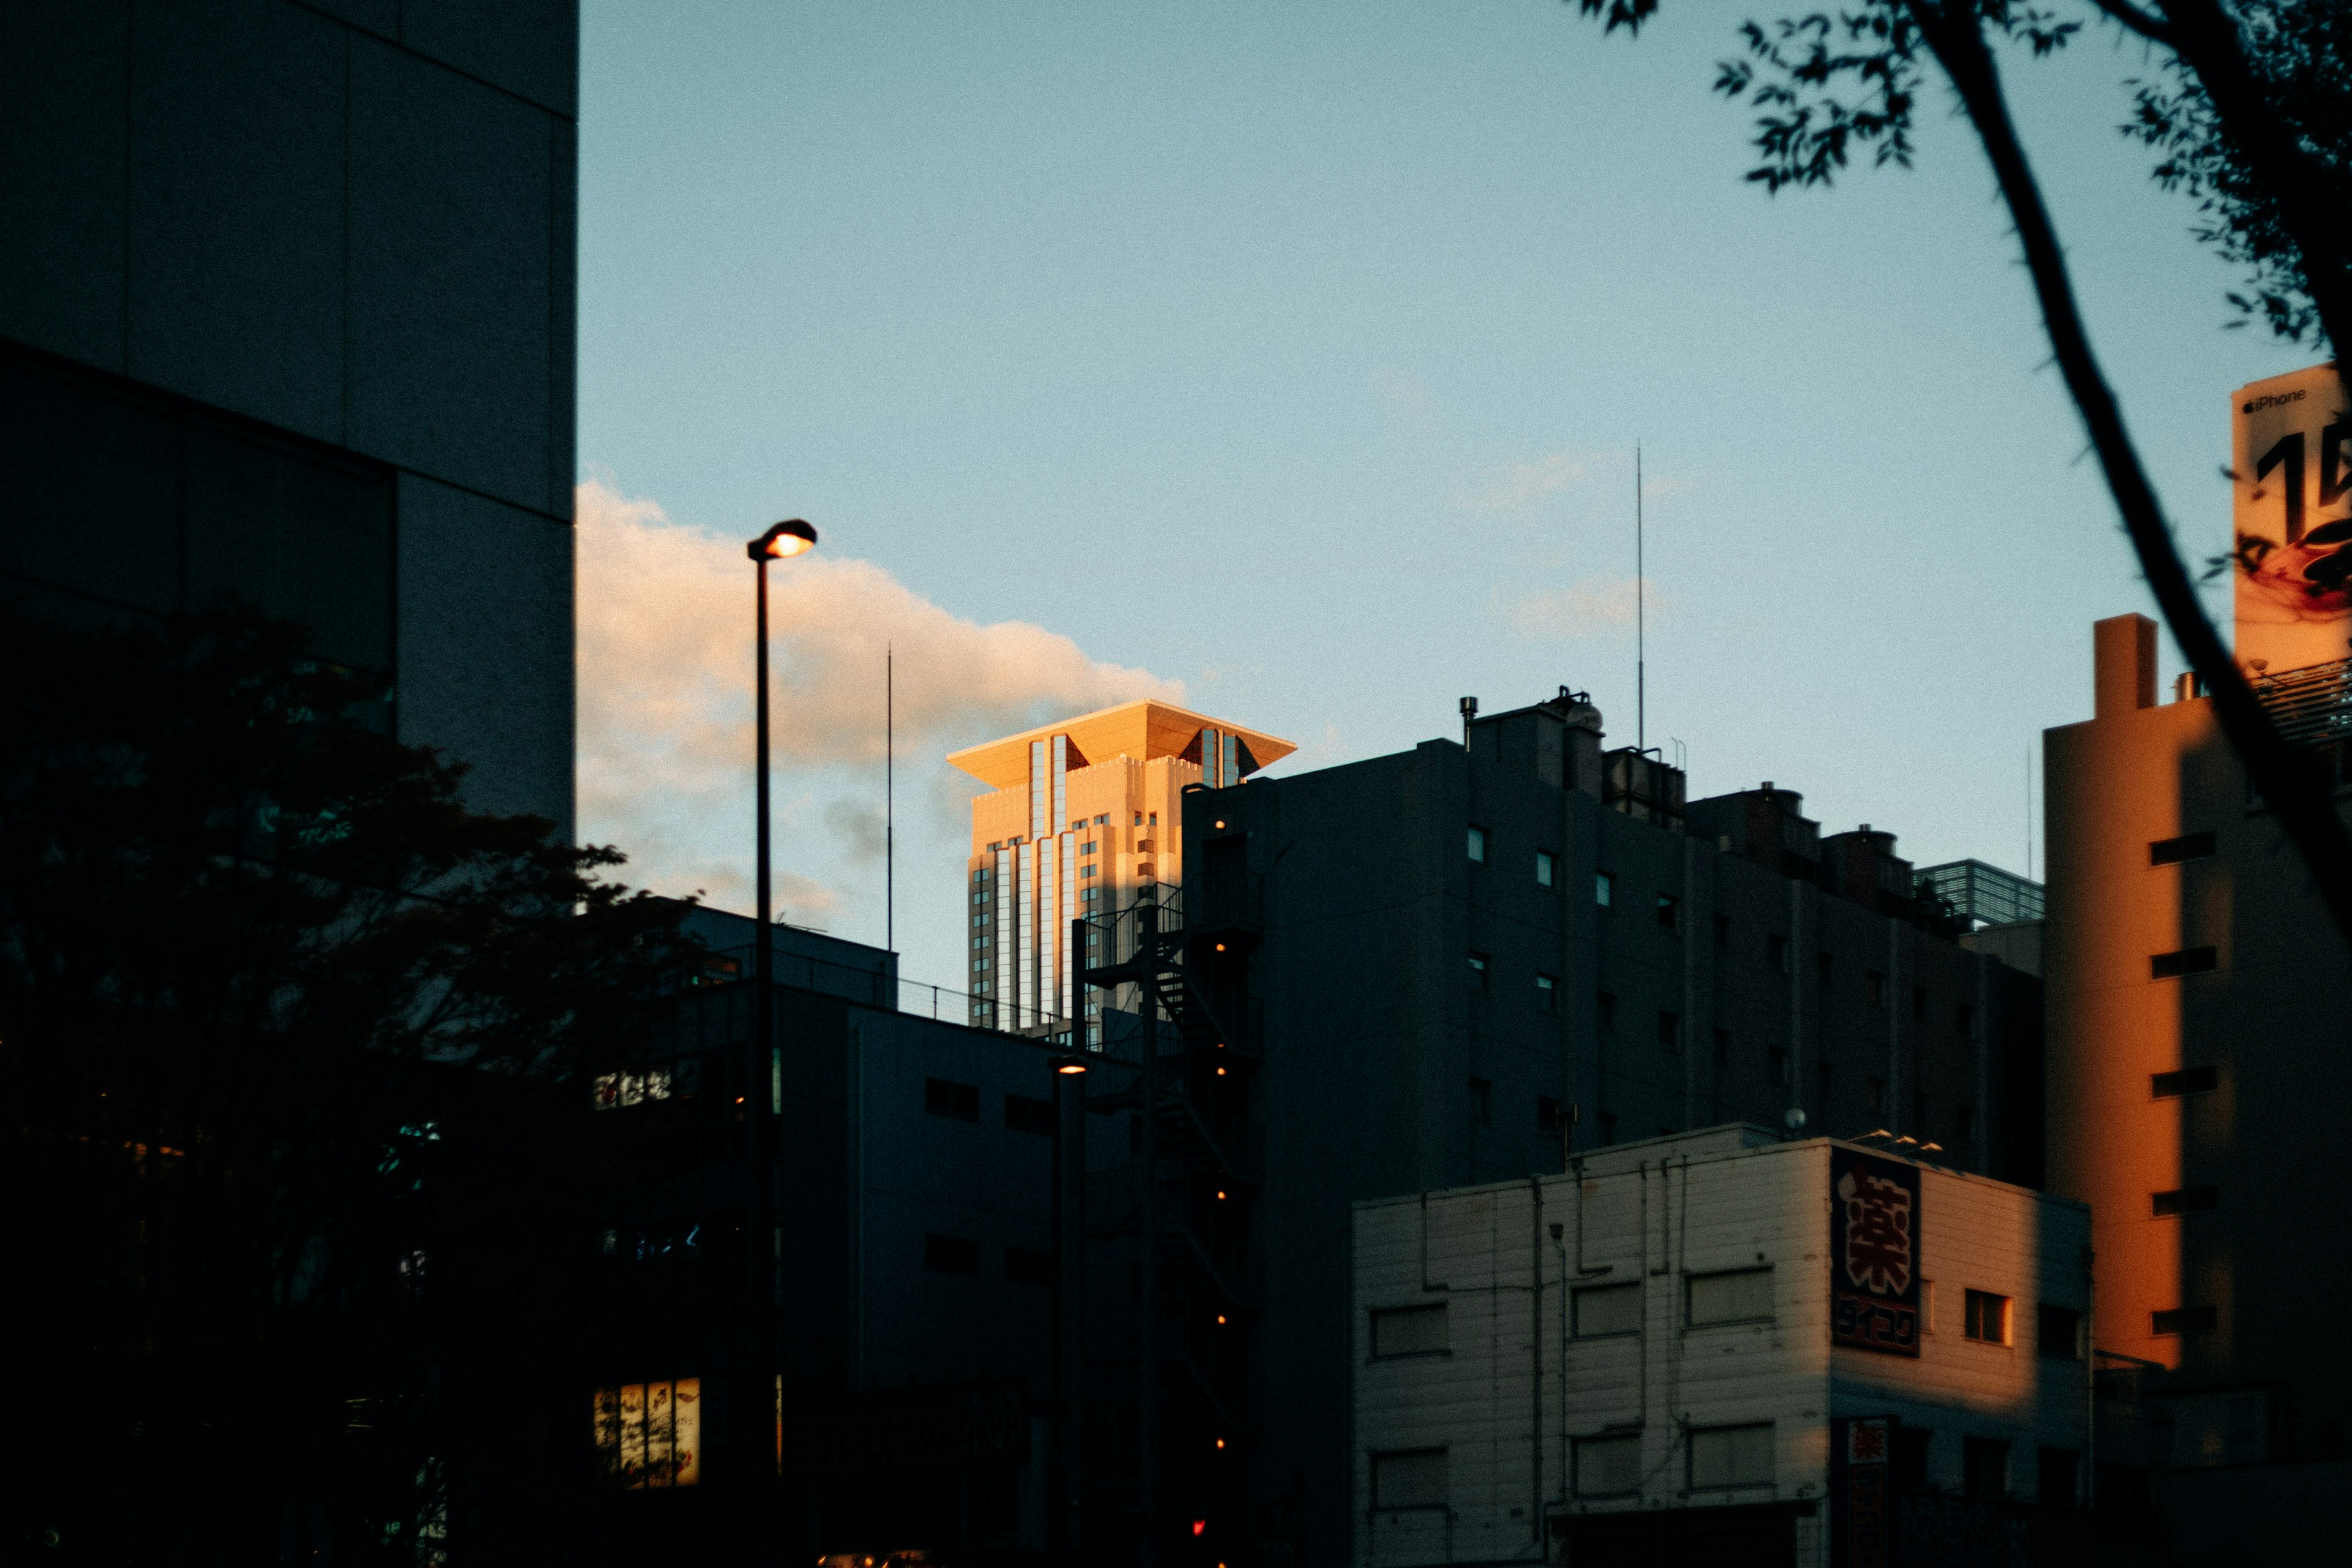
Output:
[
  {"xmin": 2233, "ymin": 363, "xmax": 2352, "ymax": 676},
  {"xmin": 1831, "ymin": 1148, "xmax": 1921, "ymax": 1356},
  {"xmin": 1833, "ymin": 1417, "xmax": 1894, "ymax": 1568}
]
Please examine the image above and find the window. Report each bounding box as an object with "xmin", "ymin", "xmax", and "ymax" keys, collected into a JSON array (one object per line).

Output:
[
  {"xmin": 2151, "ymin": 946, "xmax": 2218, "ymax": 978},
  {"xmin": 1713, "ymin": 913, "xmax": 1730, "ymax": 948},
  {"xmin": 1536, "ymin": 972, "xmax": 1558, "ymax": 1012},
  {"xmin": 925, "ymin": 1077, "xmax": 980, "ymax": 1121},
  {"xmin": 1767, "ymin": 933, "xmax": 1789, "ymax": 973},
  {"xmin": 924, "ymin": 1234, "xmax": 981, "ymax": 1275},
  {"xmin": 1599, "ymin": 1112, "xmax": 1618, "ymax": 1145},
  {"xmin": 1956, "ymin": 1105, "xmax": 1977, "ymax": 1141},
  {"xmin": 1866, "ymin": 969, "xmax": 1885, "ymax": 1007},
  {"xmin": 1770, "ymin": 1047, "xmax": 1789, "ymax": 1085},
  {"xmin": 1080, "ymin": 864, "xmax": 1096, "ymax": 878},
  {"xmin": 1595, "ymin": 871, "xmax": 1615, "ymax": 908},
  {"xmin": 1134, "ymin": 812, "xmax": 1143, "ymax": 826},
  {"xmin": 1964, "ymin": 1289, "xmax": 2011, "ymax": 1344},
  {"xmin": 2152, "ymin": 1065, "xmax": 2219, "ymax": 1097},
  {"xmin": 1467, "ymin": 824, "xmax": 1488, "ymax": 863},
  {"xmin": 1536, "ymin": 849, "xmax": 1556, "ymax": 887},
  {"xmin": 1893, "ymin": 1427, "xmax": 1931, "ymax": 1490},
  {"xmin": 1689, "ymin": 1424, "xmax": 1774, "ymax": 1490},
  {"xmin": 1713, "ymin": 1028, "xmax": 1730, "ymax": 1066},
  {"xmin": 2152, "ymin": 1186, "xmax": 2219, "ymax": 1216},
  {"xmin": 1370, "ymin": 1303, "xmax": 1448, "ymax": 1358},
  {"xmin": 592, "ymin": 1069, "xmax": 673, "ymax": 1110},
  {"xmin": 593, "ymin": 1378, "xmax": 703, "ymax": 1488},
  {"xmin": 1963, "ymin": 1437, "xmax": 2010, "ymax": 1500},
  {"xmin": 1080, "ymin": 840, "xmax": 1098, "ymax": 854},
  {"xmin": 1574, "ymin": 1434, "xmax": 1640, "ymax": 1496},
  {"xmin": 1687, "ymin": 1268, "xmax": 1774, "ymax": 1326},
  {"xmin": 1657, "ymin": 893, "xmax": 1679, "ymax": 930},
  {"xmin": 1094, "ymin": 813, "xmax": 1108, "ymax": 826},
  {"xmin": 2150, "ymin": 831, "xmax": 2216, "ymax": 865},
  {"xmin": 1866, "ymin": 1078, "xmax": 1885, "ymax": 1113},
  {"xmin": 1006, "ymin": 1246, "xmax": 1055, "ymax": 1286},
  {"xmin": 2037, "ymin": 1304, "xmax": 2082, "ymax": 1360},
  {"xmin": 1468, "ymin": 1077, "xmax": 1492, "ymax": 1125},
  {"xmin": 1371, "ymin": 1449, "xmax": 1448, "ymax": 1511},
  {"xmin": 1468, "ymin": 952, "xmax": 1489, "ymax": 990},
  {"xmin": 2152, "ymin": 1305, "xmax": 2217, "ymax": 1335},
  {"xmin": 1574, "ymin": 1282, "xmax": 1642, "ymax": 1337},
  {"xmin": 1148, "ymin": 812, "xmax": 1157, "ymax": 826},
  {"xmin": 1657, "ymin": 1011, "xmax": 1681, "ymax": 1052},
  {"xmin": 1005, "ymin": 1093, "xmax": 1055, "ymax": 1136},
  {"xmin": 2037, "ymin": 1447, "xmax": 2080, "ymax": 1510},
  {"xmin": 1537, "ymin": 1096, "xmax": 1565, "ymax": 1133}
]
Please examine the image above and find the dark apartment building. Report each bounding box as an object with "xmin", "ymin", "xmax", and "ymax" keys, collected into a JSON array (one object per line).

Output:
[
  {"xmin": 590, "ymin": 905, "xmax": 1085, "ymax": 1566},
  {"xmin": 1, "ymin": 1, "xmax": 578, "ymax": 828},
  {"xmin": 2045, "ymin": 613, "xmax": 2352, "ymax": 1562},
  {"xmin": 1171, "ymin": 688, "xmax": 2043, "ymax": 1568}
]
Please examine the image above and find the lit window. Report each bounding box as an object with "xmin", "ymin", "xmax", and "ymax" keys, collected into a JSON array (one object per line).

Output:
[
  {"xmin": 1688, "ymin": 1423, "xmax": 1774, "ymax": 1490},
  {"xmin": 1467, "ymin": 825, "xmax": 1488, "ymax": 863},
  {"xmin": 593, "ymin": 1069, "xmax": 673, "ymax": 1111},
  {"xmin": 1657, "ymin": 893, "xmax": 1679, "ymax": 930},
  {"xmin": 1595, "ymin": 871, "xmax": 1615, "ymax": 908},
  {"xmin": 594, "ymin": 1379, "xmax": 701, "ymax": 1488},
  {"xmin": 1467, "ymin": 953, "xmax": 1488, "ymax": 989},
  {"xmin": 1964, "ymin": 1289, "xmax": 2011, "ymax": 1344},
  {"xmin": 1687, "ymin": 1268, "xmax": 1774, "ymax": 1325},
  {"xmin": 1536, "ymin": 973, "xmax": 1557, "ymax": 1012},
  {"xmin": 1574, "ymin": 1434, "xmax": 1640, "ymax": 1496},
  {"xmin": 1536, "ymin": 849, "xmax": 1556, "ymax": 887}
]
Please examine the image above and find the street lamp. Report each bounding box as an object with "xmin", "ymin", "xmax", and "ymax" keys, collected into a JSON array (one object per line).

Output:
[{"xmin": 745, "ymin": 516, "xmax": 815, "ymax": 1545}]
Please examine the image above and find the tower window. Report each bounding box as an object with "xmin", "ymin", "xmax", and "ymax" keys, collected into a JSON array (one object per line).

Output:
[
  {"xmin": 1536, "ymin": 850, "xmax": 1556, "ymax": 887},
  {"xmin": 1467, "ymin": 825, "xmax": 1488, "ymax": 863}
]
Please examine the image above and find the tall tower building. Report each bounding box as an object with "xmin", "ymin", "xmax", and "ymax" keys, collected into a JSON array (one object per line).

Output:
[{"xmin": 946, "ymin": 699, "xmax": 1293, "ymax": 1032}]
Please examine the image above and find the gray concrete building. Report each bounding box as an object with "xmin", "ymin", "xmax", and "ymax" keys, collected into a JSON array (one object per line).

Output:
[
  {"xmin": 1, "ymin": 0, "xmax": 578, "ymax": 829},
  {"xmin": 1177, "ymin": 688, "xmax": 2043, "ymax": 1567}
]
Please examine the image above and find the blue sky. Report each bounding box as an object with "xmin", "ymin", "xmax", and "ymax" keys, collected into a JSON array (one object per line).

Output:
[{"xmin": 575, "ymin": 0, "xmax": 2315, "ymax": 994}]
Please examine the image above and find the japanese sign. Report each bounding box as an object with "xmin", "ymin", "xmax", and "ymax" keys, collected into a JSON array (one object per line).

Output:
[
  {"xmin": 2233, "ymin": 363, "xmax": 2352, "ymax": 677},
  {"xmin": 1831, "ymin": 1148, "xmax": 1921, "ymax": 1357},
  {"xmin": 1838, "ymin": 1417, "xmax": 1893, "ymax": 1568}
]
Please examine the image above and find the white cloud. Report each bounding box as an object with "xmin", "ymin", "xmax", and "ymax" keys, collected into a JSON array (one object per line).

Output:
[
  {"xmin": 575, "ymin": 478, "xmax": 1182, "ymax": 919},
  {"xmin": 1491, "ymin": 575, "xmax": 1656, "ymax": 641}
]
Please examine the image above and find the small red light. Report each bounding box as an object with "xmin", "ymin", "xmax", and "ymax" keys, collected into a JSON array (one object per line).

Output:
[{"xmin": 1192, "ymin": 1520, "xmax": 1207, "ymax": 1537}]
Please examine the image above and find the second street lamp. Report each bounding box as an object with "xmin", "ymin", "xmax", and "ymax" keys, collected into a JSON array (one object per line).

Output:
[{"xmin": 745, "ymin": 516, "xmax": 815, "ymax": 1548}]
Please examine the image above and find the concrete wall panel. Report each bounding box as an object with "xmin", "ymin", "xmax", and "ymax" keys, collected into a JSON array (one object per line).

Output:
[
  {"xmin": 127, "ymin": 0, "xmax": 347, "ymax": 443},
  {"xmin": 395, "ymin": 473, "xmax": 572, "ymax": 832},
  {"xmin": 350, "ymin": 38, "xmax": 554, "ymax": 513},
  {"xmin": 0, "ymin": 4, "xmax": 132, "ymax": 369}
]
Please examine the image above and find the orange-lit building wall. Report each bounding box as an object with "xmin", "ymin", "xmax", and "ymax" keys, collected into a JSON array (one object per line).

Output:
[
  {"xmin": 2044, "ymin": 612, "xmax": 2352, "ymax": 1540},
  {"xmin": 948, "ymin": 702, "xmax": 1293, "ymax": 1033}
]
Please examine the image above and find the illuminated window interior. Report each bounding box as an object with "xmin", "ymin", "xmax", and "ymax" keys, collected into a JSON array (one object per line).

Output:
[{"xmin": 594, "ymin": 1378, "xmax": 701, "ymax": 1488}]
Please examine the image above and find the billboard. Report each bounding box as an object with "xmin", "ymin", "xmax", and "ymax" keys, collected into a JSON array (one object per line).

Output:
[
  {"xmin": 1831, "ymin": 1148, "xmax": 1921, "ymax": 1356},
  {"xmin": 2233, "ymin": 363, "xmax": 2352, "ymax": 676}
]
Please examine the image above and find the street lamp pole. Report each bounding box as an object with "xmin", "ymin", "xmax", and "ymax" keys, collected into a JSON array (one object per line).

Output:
[{"xmin": 746, "ymin": 518, "xmax": 815, "ymax": 1555}]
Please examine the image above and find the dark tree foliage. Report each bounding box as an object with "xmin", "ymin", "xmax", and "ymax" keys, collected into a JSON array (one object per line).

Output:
[
  {"xmin": 0, "ymin": 606, "xmax": 701, "ymax": 1562},
  {"xmin": 1569, "ymin": 0, "xmax": 2352, "ymax": 948},
  {"xmin": 2125, "ymin": 0, "xmax": 2352, "ymax": 346}
]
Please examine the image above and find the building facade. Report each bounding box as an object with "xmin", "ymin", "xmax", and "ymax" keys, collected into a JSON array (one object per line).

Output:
[
  {"xmin": 0, "ymin": 0, "xmax": 579, "ymax": 829},
  {"xmin": 949, "ymin": 699, "xmax": 1292, "ymax": 1033},
  {"xmin": 1353, "ymin": 1126, "xmax": 2092, "ymax": 1567},
  {"xmin": 2043, "ymin": 611, "xmax": 2352, "ymax": 1559},
  {"xmin": 1176, "ymin": 688, "xmax": 2043, "ymax": 1567}
]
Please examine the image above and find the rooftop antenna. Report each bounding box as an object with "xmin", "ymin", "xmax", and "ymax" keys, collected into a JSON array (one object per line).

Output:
[
  {"xmin": 1636, "ymin": 442, "xmax": 1646, "ymax": 756},
  {"xmin": 886, "ymin": 644, "xmax": 894, "ymax": 955},
  {"xmin": 2024, "ymin": 747, "xmax": 2032, "ymax": 882}
]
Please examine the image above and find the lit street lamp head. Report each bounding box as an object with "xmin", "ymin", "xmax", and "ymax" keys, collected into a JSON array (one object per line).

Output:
[{"xmin": 748, "ymin": 518, "xmax": 818, "ymax": 560}]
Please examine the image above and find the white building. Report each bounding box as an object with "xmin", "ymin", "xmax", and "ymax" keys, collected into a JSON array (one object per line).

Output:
[{"xmin": 1351, "ymin": 1126, "xmax": 2091, "ymax": 1566}]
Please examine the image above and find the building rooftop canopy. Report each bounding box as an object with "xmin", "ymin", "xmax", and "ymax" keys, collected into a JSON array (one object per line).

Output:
[{"xmin": 945, "ymin": 699, "xmax": 1297, "ymax": 790}]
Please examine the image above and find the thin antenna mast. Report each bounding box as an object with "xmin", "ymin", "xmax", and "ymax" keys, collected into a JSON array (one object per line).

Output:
[
  {"xmin": 886, "ymin": 646, "xmax": 894, "ymax": 954},
  {"xmin": 1636, "ymin": 442, "xmax": 1645, "ymax": 755},
  {"xmin": 2024, "ymin": 747, "xmax": 2033, "ymax": 882}
]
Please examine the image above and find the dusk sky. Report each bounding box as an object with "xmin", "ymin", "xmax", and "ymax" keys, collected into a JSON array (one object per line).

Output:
[{"xmin": 572, "ymin": 0, "xmax": 2318, "ymax": 997}]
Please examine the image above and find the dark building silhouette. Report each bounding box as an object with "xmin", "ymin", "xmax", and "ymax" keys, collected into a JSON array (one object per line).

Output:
[
  {"xmin": 1174, "ymin": 688, "xmax": 2043, "ymax": 1568},
  {"xmin": 1, "ymin": 0, "xmax": 578, "ymax": 828}
]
